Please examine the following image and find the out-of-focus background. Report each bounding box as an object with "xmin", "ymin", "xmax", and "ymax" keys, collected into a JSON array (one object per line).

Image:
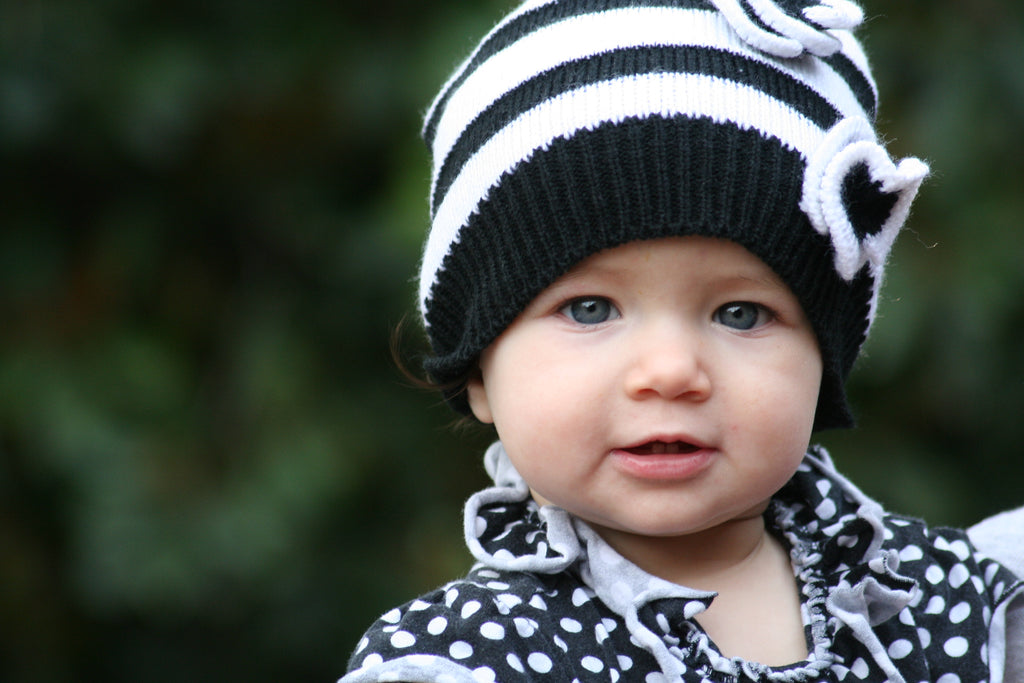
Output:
[{"xmin": 1, "ymin": 1, "xmax": 1022, "ymax": 681}]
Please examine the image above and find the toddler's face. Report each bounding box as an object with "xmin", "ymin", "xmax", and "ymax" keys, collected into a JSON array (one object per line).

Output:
[{"xmin": 466, "ymin": 236, "xmax": 822, "ymax": 549}]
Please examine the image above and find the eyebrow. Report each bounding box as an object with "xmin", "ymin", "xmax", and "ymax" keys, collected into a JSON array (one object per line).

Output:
[
  {"xmin": 731, "ymin": 273, "xmax": 788, "ymax": 290},
  {"xmin": 551, "ymin": 259, "xmax": 790, "ymax": 293}
]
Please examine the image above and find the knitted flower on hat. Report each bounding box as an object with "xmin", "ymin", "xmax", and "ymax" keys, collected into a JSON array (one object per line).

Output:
[
  {"xmin": 710, "ymin": 0, "xmax": 864, "ymax": 58},
  {"xmin": 417, "ymin": 0, "xmax": 928, "ymax": 430}
]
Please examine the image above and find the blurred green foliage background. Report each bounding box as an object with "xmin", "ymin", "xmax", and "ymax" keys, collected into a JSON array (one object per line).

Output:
[{"xmin": 1, "ymin": 1, "xmax": 1022, "ymax": 681}]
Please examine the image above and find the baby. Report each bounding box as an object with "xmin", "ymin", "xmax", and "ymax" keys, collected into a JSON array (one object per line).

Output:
[{"xmin": 343, "ymin": 1, "xmax": 1023, "ymax": 680}]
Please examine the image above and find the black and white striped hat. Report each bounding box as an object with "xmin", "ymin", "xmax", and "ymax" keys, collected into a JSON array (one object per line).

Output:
[{"xmin": 418, "ymin": 0, "xmax": 928, "ymax": 430}]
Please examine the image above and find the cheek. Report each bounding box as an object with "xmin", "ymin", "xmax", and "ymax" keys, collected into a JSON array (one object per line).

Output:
[
  {"xmin": 485, "ymin": 350, "xmax": 590, "ymax": 432},
  {"xmin": 485, "ymin": 365, "xmax": 601, "ymax": 472},
  {"xmin": 728, "ymin": 357, "xmax": 820, "ymax": 450},
  {"xmin": 490, "ymin": 384, "xmax": 573, "ymax": 450}
]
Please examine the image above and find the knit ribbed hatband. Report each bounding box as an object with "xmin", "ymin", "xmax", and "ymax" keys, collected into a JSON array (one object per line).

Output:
[{"xmin": 417, "ymin": 0, "xmax": 928, "ymax": 430}]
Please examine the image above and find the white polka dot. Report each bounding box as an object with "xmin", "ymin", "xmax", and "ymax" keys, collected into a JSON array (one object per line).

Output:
[
  {"xmin": 899, "ymin": 544, "xmax": 923, "ymax": 562},
  {"xmin": 831, "ymin": 664, "xmax": 850, "ymax": 679},
  {"xmin": 560, "ymin": 617, "xmax": 582, "ymax": 633},
  {"xmin": 887, "ymin": 639, "xmax": 913, "ymax": 659},
  {"xmin": 925, "ymin": 564, "xmax": 945, "ymax": 584},
  {"xmin": 529, "ymin": 594, "xmax": 548, "ymax": 610},
  {"xmin": 461, "ymin": 600, "xmax": 481, "ymax": 619},
  {"xmin": 497, "ymin": 594, "xmax": 522, "ymax": 610},
  {"xmin": 850, "ymin": 657, "xmax": 870, "ymax": 679},
  {"xmin": 684, "ymin": 601, "xmax": 705, "ymax": 619},
  {"xmin": 480, "ymin": 622, "xmax": 505, "ymax": 640},
  {"xmin": 554, "ymin": 634, "xmax": 568, "ymax": 652},
  {"xmin": 816, "ymin": 479, "xmax": 832, "ymax": 497},
  {"xmin": 382, "ymin": 608, "xmax": 401, "ymax": 624},
  {"xmin": 409, "ymin": 600, "xmax": 430, "ymax": 611},
  {"xmin": 645, "ymin": 673, "xmax": 668, "ymax": 683},
  {"xmin": 617, "ymin": 654, "xmax": 633, "ymax": 671},
  {"xmin": 595, "ymin": 622, "xmax": 610, "ymax": 643},
  {"xmin": 944, "ymin": 636, "xmax": 969, "ymax": 657},
  {"xmin": 936, "ymin": 675, "xmax": 961, "ymax": 683},
  {"xmin": 917, "ymin": 627, "xmax": 931, "ymax": 648},
  {"xmin": 602, "ymin": 617, "xmax": 618, "ymax": 632},
  {"xmin": 572, "ymin": 587, "xmax": 591, "ymax": 606},
  {"xmin": 985, "ymin": 562, "xmax": 1000, "ymax": 584},
  {"xmin": 527, "ymin": 652, "xmax": 553, "ymax": 673},
  {"xmin": 581, "ymin": 655, "xmax": 603, "ymax": 672},
  {"xmin": 390, "ymin": 630, "xmax": 416, "ymax": 648},
  {"xmin": 476, "ymin": 569, "xmax": 499, "ymax": 579},
  {"xmin": 361, "ymin": 653, "xmax": 384, "ymax": 669},
  {"xmin": 514, "ymin": 617, "xmax": 537, "ymax": 637},
  {"xmin": 507, "ymin": 653, "xmax": 525, "ymax": 672},
  {"xmin": 445, "ymin": 588, "xmax": 459, "ymax": 607},
  {"xmin": 472, "ymin": 666, "xmax": 496, "ymax": 682},
  {"xmin": 427, "ymin": 616, "xmax": 448, "ymax": 635},
  {"xmin": 949, "ymin": 539, "xmax": 970, "ymax": 560},
  {"xmin": 354, "ymin": 637, "xmax": 368, "ymax": 655},
  {"xmin": 949, "ymin": 601, "xmax": 972, "ymax": 624},
  {"xmin": 611, "ymin": 669, "xmax": 620, "ymax": 682},
  {"xmin": 948, "ymin": 563, "xmax": 970, "ymax": 588},
  {"xmin": 924, "ymin": 595, "xmax": 945, "ymax": 614},
  {"xmin": 837, "ymin": 534, "xmax": 858, "ymax": 548},
  {"xmin": 486, "ymin": 581, "xmax": 510, "ymax": 590},
  {"xmin": 815, "ymin": 497, "xmax": 837, "ymax": 519},
  {"xmin": 449, "ymin": 641, "xmax": 473, "ymax": 659}
]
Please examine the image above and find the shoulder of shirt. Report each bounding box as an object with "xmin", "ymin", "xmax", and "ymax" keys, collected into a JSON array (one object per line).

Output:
[
  {"xmin": 344, "ymin": 567, "xmax": 589, "ymax": 681},
  {"xmin": 968, "ymin": 506, "xmax": 1024, "ymax": 578},
  {"xmin": 873, "ymin": 511, "xmax": 1024, "ymax": 609}
]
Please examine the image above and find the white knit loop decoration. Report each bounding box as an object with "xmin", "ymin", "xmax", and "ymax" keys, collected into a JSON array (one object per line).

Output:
[
  {"xmin": 802, "ymin": 117, "xmax": 929, "ymax": 282},
  {"xmin": 709, "ymin": 0, "xmax": 864, "ymax": 58}
]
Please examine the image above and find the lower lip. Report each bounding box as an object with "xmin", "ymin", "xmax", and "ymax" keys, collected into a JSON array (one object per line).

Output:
[{"xmin": 611, "ymin": 449, "xmax": 715, "ymax": 481}]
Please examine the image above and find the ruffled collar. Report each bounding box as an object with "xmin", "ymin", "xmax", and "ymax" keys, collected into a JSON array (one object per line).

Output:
[{"xmin": 463, "ymin": 441, "xmax": 920, "ymax": 681}]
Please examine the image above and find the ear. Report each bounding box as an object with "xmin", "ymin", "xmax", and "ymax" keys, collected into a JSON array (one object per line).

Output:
[{"xmin": 465, "ymin": 371, "xmax": 494, "ymax": 424}]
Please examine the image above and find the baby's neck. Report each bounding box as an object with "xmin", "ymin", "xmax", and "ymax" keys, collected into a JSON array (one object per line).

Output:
[
  {"xmin": 593, "ymin": 512, "xmax": 771, "ymax": 588},
  {"xmin": 594, "ymin": 515, "xmax": 808, "ymax": 666}
]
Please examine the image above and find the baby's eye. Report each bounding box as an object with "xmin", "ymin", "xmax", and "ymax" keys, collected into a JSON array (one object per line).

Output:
[
  {"xmin": 713, "ymin": 302, "xmax": 772, "ymax": 331},
  {"xmin": 560, "ymin": 297, "xmax": 620, "ymax": 325}
]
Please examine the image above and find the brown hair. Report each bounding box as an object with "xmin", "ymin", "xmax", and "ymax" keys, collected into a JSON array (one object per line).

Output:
[{"xmin": 390, "ymin": 315, "xmax": 484, "ymax": 432}]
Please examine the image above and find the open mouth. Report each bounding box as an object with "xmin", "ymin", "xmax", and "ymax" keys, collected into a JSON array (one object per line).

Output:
[{"xmin": 623, "ymin": 441, "xmax": 701, "ymax": 456}]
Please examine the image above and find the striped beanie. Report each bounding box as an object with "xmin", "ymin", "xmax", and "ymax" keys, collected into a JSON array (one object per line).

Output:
[{"xmin": 418, "ymin": 0, "xmax": 928, "ymax": 430}]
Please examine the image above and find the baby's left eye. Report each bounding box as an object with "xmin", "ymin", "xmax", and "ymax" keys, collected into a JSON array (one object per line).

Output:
[
  {"xmin": 560, "ymin": 297, "xmax": 620, "ymax": 325},
  {"xmin": 713, "ymin": 302, "xmax": 772, "ymax": 331}
]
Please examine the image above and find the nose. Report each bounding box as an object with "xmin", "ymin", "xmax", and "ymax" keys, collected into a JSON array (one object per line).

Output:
[{"xmin": 623, "ymin": 321, "xmax": 712, "ymax": 401}]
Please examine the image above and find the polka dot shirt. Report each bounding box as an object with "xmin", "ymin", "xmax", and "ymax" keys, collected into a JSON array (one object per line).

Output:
[{"xmin": 343, "ymin": 445, "xmax": 1022, "ymax": 682}]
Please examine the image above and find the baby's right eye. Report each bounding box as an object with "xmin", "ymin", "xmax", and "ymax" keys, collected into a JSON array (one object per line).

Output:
[{"xmin": 559, "ymin": 297, "xmax": 620, "ymax": 325}]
